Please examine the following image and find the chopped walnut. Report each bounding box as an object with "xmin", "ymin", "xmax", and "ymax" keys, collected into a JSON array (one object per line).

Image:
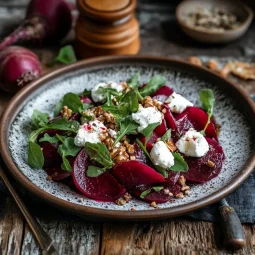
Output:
[
  {"xmin": 131, "ymin": 208, "xmax": 135, "ymax": 211},
  {"xmin": 46, "ymin": 176, "xmax": 53, "ymax": 181},
  {"xmin": 130, "ymin": 155, "xmax": 136, "ymax": 160},
  {"xmin": 181, "ymin": 186, "xmax": 190, "ymax": 192},
  {"xmin": 178, "ymin": 176, "xmax": 186, "ymax": 186},
  {"xmin": 78, "ymin": 198, "xmax": 84, "ymax": 202},
  {"xmin": 60, "ymin": 106, "xmax": 72, "ymax": 119},
  {"xmin": 142, "ymin": 96, "xmax": 154, "ymax": 108},
  {"xmin": 115, "ymin": 198, "xmax": 126, "ymax": 206},
  {"xmin": 151, "ymin": 201, "xmax": 158, "ymax": 208},
  {"xmin": 207, "ymin": 160, "xmax": 215, "ymax": 168},
  {"xmin": 175, "ymin": 192, "xmax": 184, "ymax": 199},
  {"xmin": 123, "ymin": 193, "xmax": 132, "ymax": 202},
  {"xmin": 162, "ymin": 108, "xmax": 167, "ymax": 114},
  {"xmin": 184, "ymin": 190, "xmax": 191, "ymax": 196},
  {"xmin": 220, "ymin": 63, "xmax": 232, "ymax": 78},
  {"xmin": 229, "ymin": 62, "xmax": 255, "ymax": 80},
  {"xmin": 207, "ymin": 59, "xmax": 219, "ymax": 72},
  {"xmin": 189, "ymin": 56, "xmax": 202, "ymax": 66},
  {"xmin": 166, "ymin": 140, "xmax": 177, "ymax": 152}
]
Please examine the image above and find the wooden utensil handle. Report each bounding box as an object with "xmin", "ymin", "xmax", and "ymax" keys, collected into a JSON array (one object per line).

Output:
[
  {"xmin": 219, "ymin": 205, "xmax": 246, "ymax": 250},
  {"xmin": 0, "ymin": 161, "xmax": 57, "ymax": 255}
]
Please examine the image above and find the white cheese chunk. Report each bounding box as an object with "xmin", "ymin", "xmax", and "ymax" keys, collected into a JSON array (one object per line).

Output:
[
  {"xmin": 165, "ymin": 92, "xmax": 193, "ymax": 114},
  {"xmin": 132, "ymin": 105, "xmax": 163, "ymax": 132},
  {"xmin": 74, "ymin": 120, "xmax": 107, "ymax": 147},
  {"xmin": 176, "ymin": 128, "xmax": 209, "ymax": 157},
  {"xmin": 91, "ymin": 81, "xmax": 124, "ymax": 103},
  {"xmin": 150, "ymin": 141, "xmax": 174, "ymax": 169}
]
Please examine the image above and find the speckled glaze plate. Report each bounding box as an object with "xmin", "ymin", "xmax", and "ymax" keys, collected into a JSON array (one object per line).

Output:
[{"xmin": 1, "ymin": 56, "xmax": 255, "ymax": 221}]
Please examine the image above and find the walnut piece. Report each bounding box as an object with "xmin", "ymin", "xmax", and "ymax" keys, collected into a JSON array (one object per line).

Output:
[{"xmin": 189, "ymin": 56, "xmax": 202, "ymax": 66}]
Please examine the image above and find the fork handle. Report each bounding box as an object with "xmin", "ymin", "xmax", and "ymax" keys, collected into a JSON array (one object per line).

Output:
[
  {"xmin": 0, "ymin": 162, "xmax": 57, "ymax": 255},
  {"xmin": 219, "ymin": 204, "xmax": 246, "ymax": 250}
]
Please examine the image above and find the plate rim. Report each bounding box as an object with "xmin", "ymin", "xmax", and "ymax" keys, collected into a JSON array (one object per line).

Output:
[{"xmin": 1, "ymin": 55, "xmax": 255, "ymax": 221}]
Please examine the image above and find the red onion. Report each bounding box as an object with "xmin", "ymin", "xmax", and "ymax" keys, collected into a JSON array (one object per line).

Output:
[
  {"xmin": 0, "ymin": 46, "xmax": 42, "ymax": 94},
  {"xmin": 0, "ymin": 0, "xmax": 72, "ymax": 51}
]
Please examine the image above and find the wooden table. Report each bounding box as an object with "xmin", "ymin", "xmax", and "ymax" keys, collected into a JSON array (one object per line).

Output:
[{"xmin": 0, "ymin": 1, "xmax": 255, "ymax": 254}]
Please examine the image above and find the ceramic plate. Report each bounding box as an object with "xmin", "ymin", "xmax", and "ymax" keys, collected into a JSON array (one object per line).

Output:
[{"xmin": 1, "ymin": 56, "xmax": 255, "ymax": 221}]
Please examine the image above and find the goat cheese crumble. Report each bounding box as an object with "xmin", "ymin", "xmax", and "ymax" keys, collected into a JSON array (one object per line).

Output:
[
  {"xmin": 132, "ymin": 105, "xmax": 163, "ymax": 132},
  {"xmin": 150, "ymin": 141, "xmax": 175, "ymax": 169},
  {"xmin": 74, "ymin": 120, "xmax": 107, "ymax": 147},
  {"xmin": 91, "ymin": 81, "xmax": 124, "ymax": 103},
  {"xmin": 165, "ymin": 92, "xmax": 193, "ymax": 114},
  {"xmin": 176, "ymin": 128, "xmax": 209, "ymax": 157}
]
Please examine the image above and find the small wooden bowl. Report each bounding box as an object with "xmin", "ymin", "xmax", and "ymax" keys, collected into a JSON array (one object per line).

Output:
[{"xmin": 176, "ymin": 0, "xmax": 254, "ymax": 44}]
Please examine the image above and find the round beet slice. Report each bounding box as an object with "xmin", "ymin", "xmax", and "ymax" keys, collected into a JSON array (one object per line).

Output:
[
  {"xmin": 73, "ymin": 149, "xmax": 126, "ymax": 201},
  {"xmin": 174, "ymin": 106, "xmax": 218, "ymax": 140},
  {"xmin": 151, "ymin": 85, "xmax": 173, "ymax": 102},
  {"xmin": 182, "ymin": 138, "xmax": 225, "ymax": 183},
  {"xmin": 112, "ymin": 161, "xmax": 166, "ymax": 190}
]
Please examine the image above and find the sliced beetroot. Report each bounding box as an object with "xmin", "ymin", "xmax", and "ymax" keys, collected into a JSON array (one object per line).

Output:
[
  {"xmin": 112, "ymin": 161, "xmax": 165, "ymax": 190},
  {"xmin": 151, "ymin": 86, "xmax": 173, "ymax": 102},
  {"xmin": 154, "ymin": 120, "xmax": 167, "ymax": 137},
  {"xmin": 167, "ymin": 171, "xmax": 180, "ymax": 185},
  {"xmin": 131, "ymin": 183, "xmax": 182, "ymax": 203},
  {"xmin": 133, "ymin": 142, "xmax": 148, "ymax": 164},
  {"xmin": 183, "ymin": 138, "xmax": 225, "ymax": 183},
  {"xmin": 73, "ymin": 149, "xmax": 126, "ymax": 201},
  {"xmin": 44, "ymin": 166, "xmax": 71, "ymax": 181},
  {"xmin": 68, "ymin": 113, "xmax": 80, "ymax": 121},
  {"xmin": 41, "ymin": 141, "xmax": 62, "ymax": 167},
  {"xmin": 174, "ymin": 107, "xmax": 218, "ymax": 140},
  {"xmin": 80, "ymin": 96, "xmax": 92, "ymax": 104},
  {"xmin": 162, "ymin": 104, "xmax": 178, "ymax": 131},
  {"xmin": 139, "ymin": 132, "xmax": 158, "ymax": 152}
]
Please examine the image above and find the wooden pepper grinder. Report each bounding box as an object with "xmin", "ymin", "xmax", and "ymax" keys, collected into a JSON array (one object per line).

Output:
[{"xmin": 75, "ymin": 0, "xmax": 140, "ymax": 58}]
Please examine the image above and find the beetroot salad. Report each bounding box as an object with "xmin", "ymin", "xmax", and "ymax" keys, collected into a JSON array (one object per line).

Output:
[{"xmin": 27, "ymin": 73, "xmax": 225, "ymax": 207}]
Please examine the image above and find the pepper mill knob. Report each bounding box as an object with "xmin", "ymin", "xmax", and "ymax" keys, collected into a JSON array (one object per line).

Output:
[{"xmin": 75, "ymin": 0, "xmax": 140, "ymax": 58}]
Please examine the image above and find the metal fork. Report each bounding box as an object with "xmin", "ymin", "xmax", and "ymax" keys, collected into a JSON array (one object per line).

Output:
[{"xmin": 0, "ymin": 157, "xmax": 58, "ymax": 255}]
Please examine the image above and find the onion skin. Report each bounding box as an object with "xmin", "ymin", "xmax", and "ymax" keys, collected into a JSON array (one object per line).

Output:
[
  {"xmin": 0, "ymin": 0, "xmax": 72, "ymax": 51},
  {"xmin": 0, "ymin": 46, "xmax": 42, "ymax": 94},
  {"xmin": 26, "ymin": 0, "xmax": 72, "ymax": 40}
]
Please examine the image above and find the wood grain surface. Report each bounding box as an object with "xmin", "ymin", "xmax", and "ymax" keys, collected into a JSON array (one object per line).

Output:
[{"xmin": 0, "ymin": 1, "xmax": 255, "ymax": 254}]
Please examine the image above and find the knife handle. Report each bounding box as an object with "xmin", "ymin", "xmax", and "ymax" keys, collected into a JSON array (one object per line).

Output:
[{"xmin": 219, "ymin": 205, "xmax": 246, "ymax": 250}]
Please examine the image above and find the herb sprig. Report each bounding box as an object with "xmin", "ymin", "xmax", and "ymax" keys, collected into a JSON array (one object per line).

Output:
[
  {"xmin": 139, "ymin": 75, "xmax": 166, "ymax": 97},
  {"xmin": 200, "ymin": 89, "xmax": 215, "ymax": 135},
  {"xmin": 85, "ymin": 142, "xmax": 114, "ymax": 177}
]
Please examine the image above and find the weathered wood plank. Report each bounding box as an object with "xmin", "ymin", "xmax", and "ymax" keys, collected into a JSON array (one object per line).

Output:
[
  {"xmin": 21, "ymin": 217, "xmax": 101, "ymax": 255},
  {"xmin": 0, "ymin": 192, "xmax": 24, "ymax": 255},
  {"xmin": 101, "ymin": 220, "xmax": 255, "ymax": 255}
]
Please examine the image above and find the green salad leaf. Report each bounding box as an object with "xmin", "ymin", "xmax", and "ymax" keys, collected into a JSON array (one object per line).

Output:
[
  {"xmin": 31, "ymin": 110, "xmax": 49, "ymax": 129},
  {"xmin": 139, "ymin": 75, "xmax": 166, "ymax": 97},
  {"xmin": 200, "ymin": 89, "xmax": 215, "ymax": 134},
  {"xmin": 141, "ymin": 122, "xmax": 160, "ymax": 142},
  {"xmin": 113, "ymin": 117, "xmax": 139, "ymax": 146},
  {"xmin": 127, "ymin": 72, "xmax": 140, "ymax": 90},
  {"xmin": 61, "ymin": 156, "xmax": 72, "ymax": 172},
  {"xmin": 169, "ymin": 152, "xmax": 188, "ymax": 172},
  {"xmin": 29, "ymin": 118, "xmax": 79, "ymax": 143},
  {"xmin": 85, "ymin": 142, "xmax": 114, "ymax": 170},
  {"xmin": 161, "ymin": 129, "xmax": 171, "ymax": 142},
  {"xmin": 86, "ymin": 166, "xmax": 105, "ymax": 177},
  {"xmin": 28, "ymin": 142, "xmax": 44, "ymax": 169},
  {"xmin": 39, "ymin": 133, "xmax": 63, "ymax": 144},
  {"xmin": 51, "ymin": 45, "xmax": 77, "ymax": 65},
  {"xmin": 119, "ymin": 90, "xmax": 139, "ymax": 113}
]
